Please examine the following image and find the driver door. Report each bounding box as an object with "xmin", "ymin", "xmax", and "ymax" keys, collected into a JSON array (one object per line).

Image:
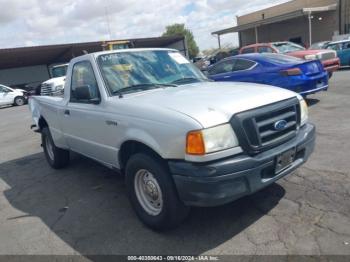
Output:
[{"xmin": 61, "ymin": 60, "xmax": 118, "ymax": 166}]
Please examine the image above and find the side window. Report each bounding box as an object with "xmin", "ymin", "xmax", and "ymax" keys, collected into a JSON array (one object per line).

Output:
[
  {"xmin": 258, "ymin": 46, "xmax": 274, "ymax": 53},
  {"xmin": 0, "ymin": 86, "xmax": 10, "ymax": 93},
  {"xmin": 70, "ymin": 61, "xmax": 99, "ymax": 103},
  {"xmin": 241, "ymin": 47, "xmax": 255, "ymax": 54},
  {"xmin": 343, "ymin": 42, "xmax": 350, "ymax": 50},
  {"xmin": 327, "ymin": 44, "xmax": 339, "ymax": 51},
  {"xmin": 208, "ymin": 60, "xmax": 234, "ymax": 75},
  {"xmin": 233, "ymin": 59, "xmax": 256, "ymax": 72}
]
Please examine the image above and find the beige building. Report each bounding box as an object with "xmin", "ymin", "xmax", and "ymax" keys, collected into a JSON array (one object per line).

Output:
[{"xmin": 212, "ymin": 0, "xmax": 350, "ymax": 47}]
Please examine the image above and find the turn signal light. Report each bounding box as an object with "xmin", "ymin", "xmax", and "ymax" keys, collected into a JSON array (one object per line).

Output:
[
  {"xmin": 186, "ymin": 131, "xmax": 205, "ymax": 155},
  {"xmin": 280, "ymin": 68, "xmax": 302, "ymax": 76}
]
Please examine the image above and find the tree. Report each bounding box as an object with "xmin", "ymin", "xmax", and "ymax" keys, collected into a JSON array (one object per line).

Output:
[{"xmin": 162, "ymin": 23, "xmax": 199, "ymax": 59}]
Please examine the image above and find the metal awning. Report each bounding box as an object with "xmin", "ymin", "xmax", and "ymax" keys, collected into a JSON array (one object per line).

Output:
[
  {"xmin": 212, "ymin": 3, "xmax": 337, "ymax": 35},
  {"xmin": 0, "ymin": 36, "xmax": 184, "ymax": 69}
]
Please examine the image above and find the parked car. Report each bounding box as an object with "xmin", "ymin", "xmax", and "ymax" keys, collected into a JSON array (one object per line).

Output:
[
  {"xmin": 309, "ymin": 41, "xmax": 330, "ymax": 50},
  {"xmin": 0, "ymin": 84, "xmax": 28, "ymax": 107},
  {"xmin": 194, "ymin": 56, "xmax": 211, "ymax": 71},
  {"xmin": 41, "ymin": 64, "xmax": 68, "ymax": 96},
  {"xmin": 229, "ymin": 47, "xmax": 240, "ymax": 56},
  {"xmin": 207, "ymin": 53, "xmax": 328, "ymax": 97},
  {"xmin": 194, "ymin": 50, "xmax": 231, "ymax": 71},
  {"xmin": 240, "ymin": 41, "xmax": 339, "ymax": 77},
  {"xmin": 29, "ymin": 48, "xmax": 315, "ymax": 229},
  {"xmin": 325, "ymin": 39, "xmax": 350, "ymax": 67},
  {"xmin": 192, "ymin": 56, "xmax": 203, "ymax": 63}
]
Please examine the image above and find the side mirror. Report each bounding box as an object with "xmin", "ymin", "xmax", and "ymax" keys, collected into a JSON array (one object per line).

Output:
[{"xmin": 74, "ymin": 85, "xmax": 100, "ymax": 104}]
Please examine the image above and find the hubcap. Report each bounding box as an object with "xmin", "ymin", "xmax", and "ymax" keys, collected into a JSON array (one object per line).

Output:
[
  {"xmin": 134, "ymin": 169, "xmax": 163, "ymax": 216},
  {"xmin": 16, "ymin": 98, "xmax": 24, "ymax": 105},
  {"xmin": 45, "ymin": 136, "xmax": 54, "ymax": 161}
]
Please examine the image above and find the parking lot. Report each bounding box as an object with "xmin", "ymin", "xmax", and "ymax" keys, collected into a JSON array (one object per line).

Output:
[{"xmin": 0, "ymin": 70, "xmax": 349, "ymax": 256}]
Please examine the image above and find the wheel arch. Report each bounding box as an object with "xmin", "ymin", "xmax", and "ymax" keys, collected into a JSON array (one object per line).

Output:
[
  {"xmin": 38, "ymin": 116, "xmax": 49, "ymax": 130},
  {"xmin": 119, "ymin": 140, "xmax": 165, "ymax": 171}
]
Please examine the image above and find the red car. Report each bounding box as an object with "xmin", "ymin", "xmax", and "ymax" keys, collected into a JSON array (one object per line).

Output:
[{"xmin": 240, "ymin": 42, "xmax": 340, "ymax": 77}]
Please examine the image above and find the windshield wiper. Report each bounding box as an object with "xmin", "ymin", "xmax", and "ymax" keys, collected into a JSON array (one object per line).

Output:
[
  {"xmin": 170, "ymin": 77, "xmax": 210, "ymax": 85},
  {"xmin": 112, "ymin": 83, "xmax": 177, "ymax": 98}
]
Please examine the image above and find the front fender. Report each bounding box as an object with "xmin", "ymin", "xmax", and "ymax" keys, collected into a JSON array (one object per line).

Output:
[{"xmin": 121, "ymin": 128, "xmax": 164, "ymax": 158}]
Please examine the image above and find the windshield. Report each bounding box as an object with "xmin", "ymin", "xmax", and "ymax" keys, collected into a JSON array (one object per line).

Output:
[
  {"xmin": 272, "ymin": 42, "xmax": 305, "ymax": 53},
  {"xmin": 97, "ymin": 50, "xmax": 207, "ymax": 95},
  {"xmin": 52, "ymin": 65, "xmax": 68, "ymax": 78},
  {"xmin": 261, "ymin": 53, "xmax": 304, "ymax": 64},
  {"xmin": 309, "ymin": 42, "xmax": 328, "ymax": 50}
]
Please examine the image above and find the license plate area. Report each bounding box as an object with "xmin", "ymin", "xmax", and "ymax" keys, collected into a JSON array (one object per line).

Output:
[{"xmin": 275, "ymin": 147, "xmax": 296, "ymax": 174}]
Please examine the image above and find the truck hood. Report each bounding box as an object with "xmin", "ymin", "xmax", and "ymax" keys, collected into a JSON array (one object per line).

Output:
[
  {"xmin": 13, "ymin": 88, "xmax": 25, "ymax": 93},
  {"xmin": 287, "ymin": 49, "xmax": 335, "ymax": 56},
  {"xmin": 120, "ymin": 81, "xmax": 299, "ymax": 128},
  {"xmin": 42, "ymin": 76, "xmax": 65, "ymax": 85}
]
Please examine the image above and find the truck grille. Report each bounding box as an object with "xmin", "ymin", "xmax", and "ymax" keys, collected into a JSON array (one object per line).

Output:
[
  {"xmin": 319, "ymin": 51, "xmax": 336, "ymax": 61},
  {"xmin": 230, "ymin": 98, "xmax": 300, "ymax": 154},
  {"xmin": 41, "ymin": 83, "xmax": 53, "ymax": 96}
]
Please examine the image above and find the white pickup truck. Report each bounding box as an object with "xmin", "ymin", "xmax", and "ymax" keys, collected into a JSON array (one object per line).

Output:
[{"xmin": 29, "ymin": 48, "xmax": 315, "ymax": 229}]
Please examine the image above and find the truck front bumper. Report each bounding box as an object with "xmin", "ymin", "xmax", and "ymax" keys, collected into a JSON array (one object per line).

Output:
[{"xmin": 169, "ymin": 123, "xmax": 315, "ymax": 207}]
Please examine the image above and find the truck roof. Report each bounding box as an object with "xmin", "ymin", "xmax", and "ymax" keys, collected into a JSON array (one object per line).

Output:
[{"xmin": 91, "ymin": 48, "xmax": 178, "ymax": 58}]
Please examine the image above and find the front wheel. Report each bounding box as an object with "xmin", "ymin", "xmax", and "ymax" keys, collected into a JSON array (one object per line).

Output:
[
  {"xmin": 42, "ymin": 127, "xmax": 70, "ymax": 169},
  {"xmin": 125, "ymin": 153, "xmax": 190, "ymax": 230},
  {"xmin": 14, "ymin": 96, "xmax": 25, "ymax": 106}
]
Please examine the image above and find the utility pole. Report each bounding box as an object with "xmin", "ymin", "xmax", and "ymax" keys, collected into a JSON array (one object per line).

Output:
[
  {"xmin": 104, "ymin": 6, "xmax": 112, "ymax": 40},
  {"xmin": 308, "ymin": 11, "xmax": 312, "ymax": 46}
]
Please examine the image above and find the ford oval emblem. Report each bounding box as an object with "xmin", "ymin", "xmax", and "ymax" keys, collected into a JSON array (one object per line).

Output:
[{"xmin": 274, "ymin": 120, "xmax": 288, "ymax": 131}]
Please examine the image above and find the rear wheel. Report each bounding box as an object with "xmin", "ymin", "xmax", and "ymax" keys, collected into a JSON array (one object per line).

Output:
[
  {"xmin": 125, "ymin": 153, "xmax": 190, "ymax": 230},
  {"xmin": 14, "ymin": 96, "xmax": 25, "ymax": 106},
  {"xmin": 42, "ymin": 127, "xmax": 70, "ymax": 169}
]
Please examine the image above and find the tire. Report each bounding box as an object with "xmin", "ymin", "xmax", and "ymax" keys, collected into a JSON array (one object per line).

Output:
[
  {"xmin": 42, "ymin": 127, "xmax": 70, "ymax": 169},
  {"xmin": 125, "ymin": 153, "xmax": 190, "ymax": 230},
  {"xmin": 14, "ymin": 96, "xmax": 25, "ymax": 106}
]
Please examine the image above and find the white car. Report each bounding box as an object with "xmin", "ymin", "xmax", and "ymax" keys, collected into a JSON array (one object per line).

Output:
[{"xmin": 0, "ymin": 85, "xmax": 27, "ymax": 107}]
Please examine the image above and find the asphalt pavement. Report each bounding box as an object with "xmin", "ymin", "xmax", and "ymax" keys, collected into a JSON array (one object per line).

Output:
[{"xmin": 0, "ymin": 70, "xmax": 349, "ymax": 256}]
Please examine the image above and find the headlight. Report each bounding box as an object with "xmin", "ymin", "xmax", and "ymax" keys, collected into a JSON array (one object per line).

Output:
[
  {"xmin": 186, "ymin": 124, "xmax": 239, "ymax": 155},
  {"xmin": 299, "ymin": 99, "xmax": 308, "ymax": 126},
  {"xmin": 55, "ymin": 85, "xmax": 64, "ymax": 90},
  {"xmin": 304, "ymin": 54, "xmax": 317, "ymax": 60}
]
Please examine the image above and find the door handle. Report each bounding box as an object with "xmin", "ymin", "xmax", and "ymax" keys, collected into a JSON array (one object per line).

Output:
[
  {"xmin": 223, "ymin": 76, "xmax": 230, "ymax": 78},
  {"xmin": 64, "ymin": 109, "xmax": 70, "ymax": 116}
]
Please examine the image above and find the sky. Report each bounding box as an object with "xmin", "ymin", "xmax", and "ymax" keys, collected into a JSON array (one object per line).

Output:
[{"xmin": 0, "ymin": 0, "xmax": 291, "ymax": 51}]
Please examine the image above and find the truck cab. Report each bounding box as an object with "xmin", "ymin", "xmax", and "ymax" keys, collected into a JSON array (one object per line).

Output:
[{"xmin": 40, "ymin": 64, "xmax": 68, "ymax": 96}]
